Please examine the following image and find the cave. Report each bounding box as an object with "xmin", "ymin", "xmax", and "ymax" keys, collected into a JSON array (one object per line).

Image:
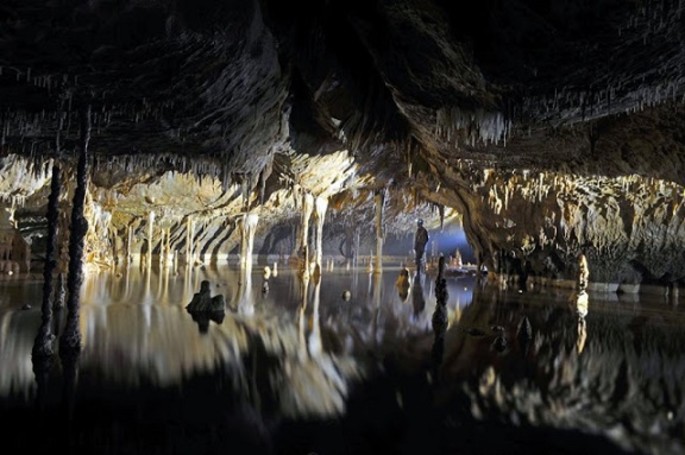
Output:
[{"xmin": 1, "ymin": 1, "xmax": 685, "ymax": 453}]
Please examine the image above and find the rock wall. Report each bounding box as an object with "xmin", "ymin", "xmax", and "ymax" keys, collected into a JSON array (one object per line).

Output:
[{"xmin": 430, "ymin": 163, "xmax": 685, "ymax": 287}]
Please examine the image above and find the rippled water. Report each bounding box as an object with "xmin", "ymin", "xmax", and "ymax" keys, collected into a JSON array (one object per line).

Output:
[{"xmin": 0, "ymin": 263, "xmax": 683, "ymax": 454}]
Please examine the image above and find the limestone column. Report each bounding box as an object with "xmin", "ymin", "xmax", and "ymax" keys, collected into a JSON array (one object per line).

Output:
[
  {"xmin": 374, "ymin": 189, "xmax": 385, "ymax": 274},
  {"xmin": 125, "ymin": 224, "xmax": 132, "ymax": 266},
  {"xmin": 240, "ymin": 212, "xmax": 259, "ymax": 269},
  {"xmin": 60, "ymin": 106, "xmax": 91, "ymax": 355},
  {"xmin": 147, "ymin": 211, "xmax": 155, "ymax": 272},
  {"xmin": 158, "ymin": 227, "xmax": 164, "ymax": 267},
  {"xmin": 33, "ymin": 161, "xmax": 61, "ymax": 359},
  {"xmin": 185, "ymin": 217, "xmax": 191, "ymax": 264},
  {"xmin": 189, "ymin": 218, "xmax": 195, "ymax": 264},
  {"xmin": 297, "ymin": 193, "xmax": 314, "ymax": 274},
  {"xmin": 165, "ymin": 227, "xmax": 171, "ymax": 267},
  {"xmin": 314, "ymin": 196, "xmax": 328, "ymax": 268}
]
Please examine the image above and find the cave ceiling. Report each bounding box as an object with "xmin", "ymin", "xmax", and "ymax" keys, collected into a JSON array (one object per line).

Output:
[
  {"xmin": 2, "ymin": 0, "xmax": 685, "ymax": 281},
  {"xmin": 0, "ymin": 0, "xmax": 683, "ymax": 183}
]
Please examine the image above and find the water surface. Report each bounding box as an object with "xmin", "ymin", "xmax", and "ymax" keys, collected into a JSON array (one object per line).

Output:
[{"xmin": 0, "ymin": 264, "xmax": 683, "ymax": 454}]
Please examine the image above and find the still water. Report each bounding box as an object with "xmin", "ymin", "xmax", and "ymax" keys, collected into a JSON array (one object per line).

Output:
[{"xmin": 0, "ymin": 264, "xmax": 683, "ymax": 454}]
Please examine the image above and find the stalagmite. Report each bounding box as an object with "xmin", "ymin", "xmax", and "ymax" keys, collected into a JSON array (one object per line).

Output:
[
  {"xmin": 60, "ymin": 106, "xmax": 91, "ymax": 354},
  {"xmin": 314, "ymin": 196, "xmax": 328, "ymax": 268},
  {"xmin": 32, "ymin": 162, "xmax": 61, "ymax": 359},
  {"xmin": 374, "ymin": 189, "xmax": 385, "ymax": 274}
]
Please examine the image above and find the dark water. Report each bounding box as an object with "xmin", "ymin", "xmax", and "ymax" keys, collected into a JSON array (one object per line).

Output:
[{"xmin": 0, "ymin": 263, "xmax": 684, "ymax": 454}]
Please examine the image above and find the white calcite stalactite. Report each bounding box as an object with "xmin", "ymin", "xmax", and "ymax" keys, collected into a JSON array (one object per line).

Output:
[
  {"xmin": 164, "ymin": 227, "xmax": 171, "ymax": 267},
  {"xmin": 313, "ymin": 196, "xmax": 328, "ymax": 269},
  {"xmin": 189, "ymin": 218, "xmax": 196, "ymax": 265},
  {"xmin": 185, "ymin": 217, "xmax": 193, "ymax": 265},
  {"xmin": 147, "ymin": 211, "xmax": 155, "ymax": 273},
  {"xmin": 126, "ymin": 225, "xmax": 132, "ymax": 266},
  {"xmin": 158, "ymin": 227, "xmax": 165, "ymax": 267},
  {"xmin": 299, "ymin": 193, "xmax": 315, "ymax": 275},
  {"xmin": 374, "ymin": 189, "xmax": 385, "ymax": 274},
  {"xmin": 240, "ymin": 212, "xmax": 259, "ymax": 270}
]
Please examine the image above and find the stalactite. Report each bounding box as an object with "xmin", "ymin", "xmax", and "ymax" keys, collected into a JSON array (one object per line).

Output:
[
  {"xmin": 158, "ymin": 228, "xmax": 165, "ymax": 266},
  {"xmin": 185, "ymin": 217, "xmax": 192, "ymax": 264},
  {"xmin": 374, "ymin": 189, "xmax": 385, "ymax": 274},
  {"xmin": 126, "ymin": 224, "xmax": 132, "ymax": 266},
  {"xmin": 240, "ymin": 212, "xmax": 259, "ymax": 269},
  {"xmin": 32, "ymin": 162, "xmax": 61, "ymax": 359},
  {"xmin": 147, "ymin": 211, "xmax": 155, "ymax": 272},
  {"xmin": 298, "ymin": 193, "xmax": 315, "ymax": 275},
  {"xmin": 314, "ymin": 196, "xmax": 328, "ymax": 268},
  {"xmin": 60, "ymin": 106, "xmax": 91, "ymax": 355},
  {"xmin": 165, "ymin": 227, "xmax": 171, "ymax": 267}
]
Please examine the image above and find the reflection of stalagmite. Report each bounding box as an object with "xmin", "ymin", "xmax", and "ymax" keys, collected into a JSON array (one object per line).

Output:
[
  {"xmin": 577, "ymin": 317, "xmax": 587, "ymax": 354},
  {"xmin": 297, "ymin": 274, "xmax": 310, "ymax": 361},
  {"xmin": 309, "ymin": 273, "xmax": 322, "ymax": 358},
  {"xmin": 237, "ymin": 262, "xmax": 254, "ymax": 316},
  {"xmin": 314, "ymin": 196, "xmax": 328, "ymax": 269}
]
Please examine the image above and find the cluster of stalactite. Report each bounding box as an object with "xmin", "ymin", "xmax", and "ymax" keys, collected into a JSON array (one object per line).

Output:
[{"xmin": 422, "ymin": 161, "xmax": 685, "ymax": 288}]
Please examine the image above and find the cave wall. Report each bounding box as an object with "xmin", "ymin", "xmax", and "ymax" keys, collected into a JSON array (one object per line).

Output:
[{"xmin": 428, "ymin": 164, "xmax": 685, "ymax": 287}]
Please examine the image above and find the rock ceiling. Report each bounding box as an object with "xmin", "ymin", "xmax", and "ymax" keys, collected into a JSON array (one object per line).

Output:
[{"xmin": 2, "ymin": 0, "xmax": 685, "ymax": 283}]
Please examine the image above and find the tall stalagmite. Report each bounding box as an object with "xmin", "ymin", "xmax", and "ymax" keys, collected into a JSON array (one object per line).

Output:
[
  {"xmin": 59, "ymin": 107, "xmax": 91, "ymax": 354},
  {"xmin": 32, "ymin": 161, "xmax": 61, "ymax": 359}
]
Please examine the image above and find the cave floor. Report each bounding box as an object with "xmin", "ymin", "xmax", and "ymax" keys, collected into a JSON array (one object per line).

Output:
[{"xmin": 0, "ymin": 262, "xmax": 683, "ymax": 454}]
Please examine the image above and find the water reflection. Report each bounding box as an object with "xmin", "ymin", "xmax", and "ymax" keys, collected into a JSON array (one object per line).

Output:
[
  {"xmin": 440, "ymin": 284, "xmax": 685, "ymax": 454},
  {"xmin": 2, "ymin": 265, "xmax": 471, "ymax": 418},
  {"xmin": 2, "ymin": 266, "xmax": 685, "ymax": 452}
]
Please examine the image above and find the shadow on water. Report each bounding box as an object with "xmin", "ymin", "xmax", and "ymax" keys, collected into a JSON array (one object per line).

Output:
[{"xmin": 0, "ymin": 264, "xmax": 684, "ymax": 453}]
